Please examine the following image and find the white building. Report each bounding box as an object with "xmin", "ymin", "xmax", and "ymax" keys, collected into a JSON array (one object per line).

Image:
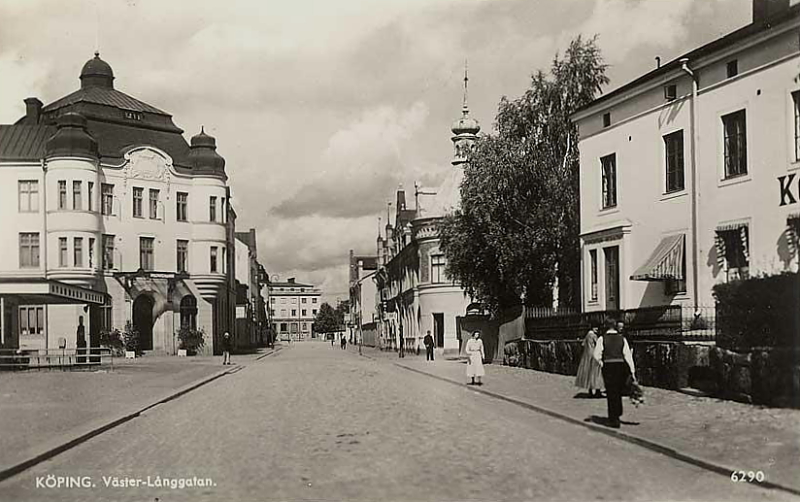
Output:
[
  {"xmin": 573, "ymin": 0, "xmax": 800, "ymax": 316},
  {"xmin": 268, "ymin": 278, "xmax": 321, "ymax": 341},
  {"xmin": 0, "ymin": 53, "xmax": 238, "ymax": 355}
]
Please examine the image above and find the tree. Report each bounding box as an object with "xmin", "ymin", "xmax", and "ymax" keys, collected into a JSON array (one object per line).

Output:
[
  {"xmin": 439, "ymin": 35, "xmax": 609, "ymax": 313},
  {"xmin": 314, "ymin": 302, "xmax": 341, "ymax": 334}
]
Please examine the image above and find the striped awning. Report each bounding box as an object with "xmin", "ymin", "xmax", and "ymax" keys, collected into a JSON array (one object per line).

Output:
[{"xmin": 631, "ymin": 234, "xmax": 685, "ymax": 281}]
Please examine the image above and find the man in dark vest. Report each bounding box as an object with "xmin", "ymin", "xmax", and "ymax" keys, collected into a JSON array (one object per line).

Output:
[
  {"xmin": 424, "ymin": 330, "xmax": 434, "ymax": 361},
  {"xmin": 593, "ymin": 318, "xmax": 637, "ymax": 428}
]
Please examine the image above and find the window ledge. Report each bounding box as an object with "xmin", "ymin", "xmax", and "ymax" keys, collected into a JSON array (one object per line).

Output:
[
  {"xmin": 718, "ymin": 174, "xmax": 751, "ymax": 188},
  {"xmin": 598, "ymin": 206, "xmax": 620, "ymax": 216},
  {"xmin": 660, "ymin": 190, "xmax": 687, "ymax": 202}
]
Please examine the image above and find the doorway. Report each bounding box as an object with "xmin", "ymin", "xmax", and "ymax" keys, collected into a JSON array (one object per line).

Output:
[
  {"xmin": 604, "ymin": 246, "xmax": 620, "ymax": 311},
  {"xmin": 433, "ymin": 313, "xmax": 444, "ymax": 348},
  {"xmin": 133, "ymin": 294, "xmax": 154, "ymax": 351}
]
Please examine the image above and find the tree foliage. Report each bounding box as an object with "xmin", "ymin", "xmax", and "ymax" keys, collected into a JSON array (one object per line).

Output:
[
  {"xmin": 439, "ymin": 35, "xmax": 609, "ymax": 313},
  {"xmin": 314, "ymin": 302, "xmax": 343, "ymax": 334}
]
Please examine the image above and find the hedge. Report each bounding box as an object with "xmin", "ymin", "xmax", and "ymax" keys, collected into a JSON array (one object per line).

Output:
[{"xmin": 713, "ymin": 272, "xmax": 799, "ymax": 350}]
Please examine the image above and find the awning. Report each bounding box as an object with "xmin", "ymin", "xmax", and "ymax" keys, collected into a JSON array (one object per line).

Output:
[
  {"xmin": 631, "ymin": 234, "xmax": 685, "ymax": 281},
  {"xmin": 0, "ymin": 278, "xmax": 107, "ymax": 305}
]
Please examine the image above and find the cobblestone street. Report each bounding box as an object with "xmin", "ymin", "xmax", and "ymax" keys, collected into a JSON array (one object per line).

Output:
[{"xmin": 0, "ymin": 343, "xmax": 794, "ymax": 502}]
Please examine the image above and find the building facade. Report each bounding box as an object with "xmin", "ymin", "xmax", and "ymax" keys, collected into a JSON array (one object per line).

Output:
[
  {"xmin": 373, "ymin": 72, "xmax": 477, "ymax": 355},
  {"xmin": 235, "ymin": 228, "xmax": 268, "ymax": 349},
  {"xmin": 0, "ymin": 53, "xmax": 238, "ymax": 355},
  {"xmin": 573, "ymin": 0, "xmax": 800, "ymax": 317},
  {"xmin": 348, "ymin": 251, "xmax": 378, "ymax": 346},
  {"xmin": 268, "ymin": 278, "xmax": 321, "ymax": 341}
]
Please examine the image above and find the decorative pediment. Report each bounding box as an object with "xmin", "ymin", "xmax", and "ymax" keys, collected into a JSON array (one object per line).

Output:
[{"xmin": 124, "ymin": 147, "xmax": 173, "ymax": 182}]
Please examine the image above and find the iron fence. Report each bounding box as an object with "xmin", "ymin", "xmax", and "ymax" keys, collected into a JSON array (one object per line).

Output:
[
  {"xmin": 0, "ymin": 347, "xmax": 114, "ymax": 371},
  {"xmin": 525, "ymin": 305, "xmax": 716, "ymax": 341}
]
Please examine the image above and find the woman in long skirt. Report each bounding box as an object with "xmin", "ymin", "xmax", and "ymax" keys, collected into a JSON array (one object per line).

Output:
[
  {"xmin": 465, "ymin": 331, "xmax": 485, "ymax": 385},
  {"xmin": 575, "ymin": 326, "xmax": 604, "ymax": 397}
]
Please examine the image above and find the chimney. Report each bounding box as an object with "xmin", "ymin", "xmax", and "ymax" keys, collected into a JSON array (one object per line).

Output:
[
  {"xmin": 753, "ymin": 0, "xmax": 790, "ymax": 23},
  {"xmin": 24, "ymin": 97, "xmax": 43, "ymax": 125},
  {"xmin": 288, "ymin": 277, "xmax": 295, "ymax": 284}
]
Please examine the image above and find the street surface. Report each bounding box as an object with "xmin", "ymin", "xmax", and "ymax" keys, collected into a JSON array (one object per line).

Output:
[{"xmin": 0, "ymin": 343, "xmax": 793, "ymax": 502}]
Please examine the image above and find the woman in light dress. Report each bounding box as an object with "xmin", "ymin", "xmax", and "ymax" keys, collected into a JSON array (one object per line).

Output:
[
  {"xmin": 465, "ymin": 331, "xmax": 485, "ymax": 385},
  {"xmin": 575, "ymin": 325, "xmax": 604, "ymax": 397}
]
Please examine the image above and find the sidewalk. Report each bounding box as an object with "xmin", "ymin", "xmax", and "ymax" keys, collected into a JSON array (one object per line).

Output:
[
  {"xmin": 354, "ymin": 345, "xmax": 800, "ymax": 495},
  {"xmin": 0, "ymin": 346, "xmax": 278, "ymax": 479}
]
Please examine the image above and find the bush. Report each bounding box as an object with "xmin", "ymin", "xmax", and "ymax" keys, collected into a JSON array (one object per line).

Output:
[
  {"xmin": 122, "ymin": 321, "xmax": 140, "ymax": 354},
  {"xmin": 713, "ymin": 272, "xmax": 800, "ymax": 350},
  {"xmin": 99, "ymin": 329, "xmax": 124, "ymax": 356},
  {"xmin": 177, "ymin": 327, "xmax": 206, "ymax": 355}
]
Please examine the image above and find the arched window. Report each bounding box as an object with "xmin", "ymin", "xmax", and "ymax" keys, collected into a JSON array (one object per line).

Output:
[{"xmin": 180, "ymin": 295, "xmax": 197, "ymax": 330}]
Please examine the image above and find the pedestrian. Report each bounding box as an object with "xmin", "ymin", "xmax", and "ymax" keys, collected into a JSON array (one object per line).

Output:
[
  {"xmin": 398, "ymin": 327, "xmax": 405, "ymax": 358},
  {"xmin": 341, "ymin": 335, "xmax": 346, "ymax": 350},
  {"xmin": 465, "ymin": 331, "xmax": 485, "ymax": 385},
  {"xmin": 331, "ymin": 335, "xmax": 334, "ymax": 348},
  {"xmin": 424, "ymin": 330, "xmax": 435, "ymax": 361},
  {"xmin": 222, "ymin": 331, "xmax": 232, "ymax": 365},
  {"xmin": 575, "ymin": 324, "xmax": 604, "ymax": 397},
  {"xmin": 593, "ymin": 318, "xmax": 637, "ymax": 428}
]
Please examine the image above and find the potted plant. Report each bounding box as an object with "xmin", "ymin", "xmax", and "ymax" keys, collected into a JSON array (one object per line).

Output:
[
  {"xmin": 99, "ymin": 328, "xmax": 125, "ymax": 357},
  {"xmin": 123, "ymin": 321, "xmax": 140, "ymax": 359},
  {"xmin": 176, "ymin": 326, "xmax": 206, "ymax": 356}
]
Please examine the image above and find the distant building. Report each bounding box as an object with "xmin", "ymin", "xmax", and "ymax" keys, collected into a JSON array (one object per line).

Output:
[
  {"xmin": 572, "ymin": 0, "xmax": 800, "ymax": 316},
  {"xmin": 373, "ymin": 70, "xmax": 477, "ymax": 355},
  {"xmin": 0, "ymin": 53, "xmax": 239, "ymax": 355},
  {"xmin": 348, "ymin": 250, "xmax": 379, "ymax": 346},
  {"xmin": 235, "ymin": 229, "xmax": 268, "ymax": 349},
  {"xmin": 268, "ymin": 278, "xmax": 321, "ymax": 341}
]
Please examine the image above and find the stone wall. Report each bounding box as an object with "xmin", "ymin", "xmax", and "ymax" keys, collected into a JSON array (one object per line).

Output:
[{"xmin": 709, "ymin": 347, "xmax": 800, "ymax": 408}]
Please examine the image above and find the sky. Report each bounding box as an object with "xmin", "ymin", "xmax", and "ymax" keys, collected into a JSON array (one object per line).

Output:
[{"xmin": 0, "ymin": 0, "xmax": 751, "ymax": 305}]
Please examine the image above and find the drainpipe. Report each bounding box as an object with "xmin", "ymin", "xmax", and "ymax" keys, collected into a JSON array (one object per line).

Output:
[{"xmin": 680, "ymin": 58, "xmax": 700, "ymax": 312}]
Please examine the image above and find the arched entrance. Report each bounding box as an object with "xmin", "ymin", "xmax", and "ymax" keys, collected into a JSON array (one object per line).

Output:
[{"xmin": 133, "ymin": 294, "xmax": 155, "ymax": 351}]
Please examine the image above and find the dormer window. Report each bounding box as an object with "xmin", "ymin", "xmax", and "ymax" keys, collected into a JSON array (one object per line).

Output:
[
  {"xmin": 726, "ymin": 60, "xmax": 738, "ymax": 79},
  {"xmin": 123, "ymin": 111, "xmax": 142, "ymax": 121},
  {"xmin": 602, "ymin": 112, "xmax": 611, "ymax": 128}
]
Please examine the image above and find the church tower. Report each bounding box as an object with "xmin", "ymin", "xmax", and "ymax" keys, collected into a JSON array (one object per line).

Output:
[{"xmin": 450, "ymin": 62, "xmax": 480, "ymax": 167}]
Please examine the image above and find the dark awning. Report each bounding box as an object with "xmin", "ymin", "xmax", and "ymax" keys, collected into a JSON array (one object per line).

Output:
[
  {"xmin": 0, "ymin": 278, "xmax": 107, "ymax": 305},
  {"xmin": 631, "ymin": 234, "xmax": 685, "ymax": 281}
]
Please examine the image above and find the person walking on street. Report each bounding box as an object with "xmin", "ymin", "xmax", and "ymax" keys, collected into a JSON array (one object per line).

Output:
[
  {"xmin": 398, "ymin": 326, "xmax": 405, "ymax": 358},
  {"xmin": 575, "ymin": 324, "xmax": 604, "ymax": 397},
  {"xmin": 341, "ymin": 335, "xmax": 347, "ymax": 350},
  {"xmin": 331, "ymin": 335, "xmax": 335, "ymax": 348},
  {"xmin": 465, "ymin": 331, "xmax": 485, "ymax": 385},
  {"xmin": 222, "ymin": 331, "xmax": 232, "ymax": 365},
  {"xmin": 593, "ymin": 318, "xmax": 636, "ymax": 428},
  {"xmin": 424, "ymin": 330, "xmax": 435, "ymax": 361}
]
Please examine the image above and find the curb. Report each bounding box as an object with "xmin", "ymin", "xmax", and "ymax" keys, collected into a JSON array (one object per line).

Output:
[
  {"xmin": 0, "ymin": 348, "xmax": 278, "ymax": 484},
  {"xmin": 383, "ymin": 358, "xmax": 800, "ymax": 498}
]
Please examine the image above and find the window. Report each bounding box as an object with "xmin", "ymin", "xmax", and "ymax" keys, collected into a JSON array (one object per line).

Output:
[
  {"xmin": 18, "ymin": 181, "xmax": 39, "ymax": 212},
  {"xmin": 101, "ymin": 184, "xmax": 114, "ymax": 215},
  {"xmin": 722, "ymin": 110, "xmax": 747, "ymax": 178},
  {"xmin": 665, "ymin": 246, "xmax": 687, "ymax": 295},
  {"xmin": 19, "ymin": 233, "xmax": 40, "ymax": 268},
  {"xmin": 59, "ymin": 237, "xmax": 68, "ymax": 267},
  {"xmin": 602, "ymin": 112, "xmax": 611, "ymax": 127},
  {"xmin": 601, "ymin": 153, "xmax": 617, "ymax": 208},
  {"xmin": 302, "ymin": 309, "xmax": 307, "ymax": 316},
  {"xmin": 140, "ymin": 237, "xmax": 154, "ymax": 270},
  {"xmin": 74, "ymin": 237, "xmax": 83, "ymax": 267},
  {"xmin": 87, "ymin": 182, "xmax": 94, "ymax": 212},
  {"xmin": 302, "ymin": 298, "xmax": 307, "ymax": 304},
  {"xmin": 312, "ymin": 298, "xmax": 317, "ymax": 304},
  {"xmin": 291, "ymin": 298, "xmax": 297, "ymax": 304},
  {"xmin": 19, "ymin": 306, "xmax": 44, "ymax": 336},
  {"xmin": 431, "ymin": 254, "xmax": 446, "ymax": 283},
  {"xmin": 302, "ymin": 323, "xmax": 307, "ymax": 331},
  {"xmin": 292, "ymin": 309, "xmax": 297, "ymax": 316},
  {"xmin": 221, "ymin": 248, "xmax": 226, "ymax": 274},
  {"xmin": 793, "ymin": 91, "xmax": 800, "ymax": 162},
  {"xmin": 281, "ymin": 298, "xmax": 287, "ymax": 304},
  {"xmin": 177, "ymin": 240, "xmax": 189, "ymax": 273},
  {"xmin": 176, "ymin": 192, "xmax": 188, "ymax": 222},
  {"xmin": 270, "ymin": 298, "xmax": 276, "ymax": 304},
  {"xmin": 209, "ymin": 196, "xmax": 217, "ymax": 222},
  {"xmin": 58, "ymin": 180, "xmax": 67, "ymax": 209},
  {"xmin": 133, "ymin": 187, "xmax": 143, "ymax": 217},
  {"xmin": 589, "ymin": 249, "xmax": 598, "ymax": 302},
  {"xmin": 270, "ymin": 309, "xmax": 275, "ymax": 316},
  {"xmin": 72, "ymin": 181, "xmax": 82, "ymax": 210},
  {"xmin": 102, "ymin": 234, "xmax": 115, "ymax": 270},
  {"xmin": 100, "ymin": 304, "xmax": 112, "ymax": 332},
  {"xmin": 88, "ymin": 237, "xmax": 95, "ymax": 268},
  {"xmin": 664, "ymin": 130, "xmax": 685, "ymax": 193},
  {"xmin": 149, "ymin": 189, "xmax": 159, "ymax": 219},
  {"xmin": 726, "ymin": 60, "xmax": 738, "ymax": 78},
  {"xmin": 281, "ymin": 309, "xmax": 287, "ymax": 317},
  {"xmin": 210, "ymin": 246, "xmax": 218, "ymax": 273},
  {"xmin": 312, "ymin": 309, "xmax": 317, "ymax": 315},
  {"xmin": 717, "ymin": 227, "xmax": 750, "ymax": 281},
  {"xmin": 280, "ymin": 322, "xmax": 287, "ymax": 332},
  {"xmin": 221, "ymin": 198, "xmax": 226, "ymax": 223},
  {"xmin": 180, "ymin": 296, "xmax": 198, "ymax": 330}
]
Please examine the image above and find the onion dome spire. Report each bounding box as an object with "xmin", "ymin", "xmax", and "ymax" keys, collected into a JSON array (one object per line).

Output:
[
  {"xmin": 80, "ymin": 51, "xmax": 115, "ymax": 89},
  {"xmin": 188, "ymin": 126, "xmax": 227, "ymax": 179}
]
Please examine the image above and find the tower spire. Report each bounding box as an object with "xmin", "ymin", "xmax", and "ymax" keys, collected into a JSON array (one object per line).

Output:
[{"xmin": 462, "ymin": 60, "xmax": 469, "ymax": 116}]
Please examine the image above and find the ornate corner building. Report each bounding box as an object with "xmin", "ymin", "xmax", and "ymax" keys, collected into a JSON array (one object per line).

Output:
[{"xmin": 0, "ymin": 53, "xmax": 242, "ymax": 355}]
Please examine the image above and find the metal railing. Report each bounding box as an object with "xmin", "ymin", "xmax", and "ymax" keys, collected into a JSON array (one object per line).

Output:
[
  {"xmin": 0, "ymin": 347, "xmax": 114, "ymax": 371},
  {"xmin": 525, "ymin": 305, "xmax": 716, "ymax": 341}
]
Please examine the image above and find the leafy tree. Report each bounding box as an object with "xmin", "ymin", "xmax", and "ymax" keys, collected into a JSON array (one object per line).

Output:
[
  {"xmin": 439, "ymin": 35, "xmax": 609, "ymax": 313},
  {"xmin": 314, "ymin": 302, "xmax": 341, "ymax": 334}
]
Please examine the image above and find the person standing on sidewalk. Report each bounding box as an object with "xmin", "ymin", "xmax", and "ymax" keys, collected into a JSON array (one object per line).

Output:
[
  {"xmin": 424, "ymin": 331, "xmax": 435, "ymax": 361},
  {"xmin": 575, "ymin": 324, "xmax": 604, "ymax": 397},
  {"xmin": 398, "ymin": 325, "xmax": 405, "ymax": 358},
  {"xmin": 593, "ymin": 318, "xmax": 636, "ymax": 428},
  {"xmin": 222, "ymin": 331, "xmax": 232, "ymax": 365},
  {"xmin": 465, "ymin": 331, "xmax": 485, "ymax": 385}
]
